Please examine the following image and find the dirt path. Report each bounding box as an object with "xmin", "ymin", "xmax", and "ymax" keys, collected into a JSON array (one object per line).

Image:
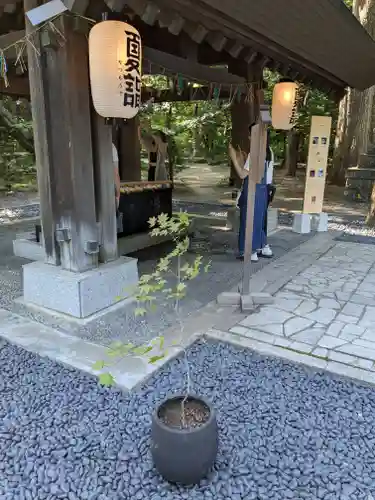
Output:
[{"xmin": 0, "ymin": 163, "xmax": 368, "ymax": 220}]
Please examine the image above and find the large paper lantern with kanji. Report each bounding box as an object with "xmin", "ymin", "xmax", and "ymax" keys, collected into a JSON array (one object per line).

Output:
[
  {"xmin": 89, "ymin": 20, "xmax": 142, "ymax": 119},
  {"xmin": 271, "ymin": 79, "xmax": 299, "ymax": 130}
]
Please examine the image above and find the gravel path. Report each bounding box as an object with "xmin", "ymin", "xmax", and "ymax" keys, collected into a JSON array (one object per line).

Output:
[
  {"xmin": 0, "ymin": 216, "xmax": 312, "ymax": 346},
  {"xmin": 1, "ymin": 339, "xmax": 375, "ymax": 500}
]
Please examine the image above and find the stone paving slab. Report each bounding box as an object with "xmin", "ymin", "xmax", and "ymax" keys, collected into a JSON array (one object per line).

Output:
[
  {"xmin": 0, "ymin": 308, "xmax": 191, "ymax": 391},
  {"xmin": 227, "ymin": 240, "xmax": 375, "ymax": 382}
]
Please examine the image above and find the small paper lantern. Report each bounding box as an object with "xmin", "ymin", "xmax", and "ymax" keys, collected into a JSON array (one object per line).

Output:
[
  {"xmin": 89, "ymin": 20, "xmax": 142, "ymax": 119},
  {"xmin": 271, "ymin": 80, "xmax": 299, "ymax": 130}
]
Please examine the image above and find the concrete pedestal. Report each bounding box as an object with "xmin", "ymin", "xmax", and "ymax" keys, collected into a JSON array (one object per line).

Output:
[
  {"xmin": 316, "ymin": 212, "xmax": 329, "ymax": 232},
  {"xmin": 292, "ymin": 213, "xmax": 311, "ymax": 234},
  {"xmin": 267, "ymin": 207, "xmax": 278, "ymax": 234},
  {"xmin": 226, "ymin": 207, "xmax": 278, "ymax": 235},
  {"xmin": 23, "ymin": 257, "xmax": 139, "ymax": 319}
]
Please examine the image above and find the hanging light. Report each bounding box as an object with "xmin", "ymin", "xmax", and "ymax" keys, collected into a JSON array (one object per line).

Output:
[
  {"xmin": 89, "ymin": 18, "xmax": 142, "ymax": 119},
  {"xmin": 271, "ymin": 79, "xmax": 299, "ymax": 130}
]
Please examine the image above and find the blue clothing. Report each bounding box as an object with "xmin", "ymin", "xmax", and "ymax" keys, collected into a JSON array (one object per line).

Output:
[{"xmin": 238, "ymin": 162, "xmax": 268, "ymax": 255}]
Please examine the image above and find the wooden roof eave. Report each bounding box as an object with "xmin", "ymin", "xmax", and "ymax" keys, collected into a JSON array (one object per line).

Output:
[
  {"xmin": 2, "ymin": 0, "xmax": 374, "ymax": 92},
  {"xmin": 107, "ymin": 0, "xmax": 375, "ymax": 91},
  {"xmin": 101, "ymin": 0, "xmax": 347, "ymax": 92}
]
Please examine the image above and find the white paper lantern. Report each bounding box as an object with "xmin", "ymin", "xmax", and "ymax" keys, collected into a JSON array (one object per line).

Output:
[
  {"xmin": 271, "ymin": 80, "xmax": 299, "ymax": 130},
  {"xmin": 89, "ymin": 20, "xmax": 142, "ymax": 119}
]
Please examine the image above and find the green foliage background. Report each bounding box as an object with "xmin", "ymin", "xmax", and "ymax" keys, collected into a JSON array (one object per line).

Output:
[{"xmin": 141, "ymin": 73, "xmax": 339, "ymax": 169}]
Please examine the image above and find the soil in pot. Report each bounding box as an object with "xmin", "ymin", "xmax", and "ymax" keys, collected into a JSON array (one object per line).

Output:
[
  {"xmin": 151, "ymin": 395, "xmax": 218, "ymax": 485},
  {"xmin": 158, "ymin": 396, "xmax": 210, "ymax": 429}
]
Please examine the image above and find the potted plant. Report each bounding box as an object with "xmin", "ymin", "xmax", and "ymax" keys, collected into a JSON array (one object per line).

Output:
[{"xmin": 93, "ymin": 212, "xmax": 218, "ymax": 485}]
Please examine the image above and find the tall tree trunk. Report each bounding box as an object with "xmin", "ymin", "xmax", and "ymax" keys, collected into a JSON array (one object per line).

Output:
[
  {"xmin": 367, "ymin": 182, "xmax": 375, "ymax": 225},
  {"xmin": 285, "ymin": 130, "xmax": 300, "ymax": 177},
  {"xmin": 329, "ymin": 89, "xmax": 356, "ymax": 185},
  {"xmin": 331, "ymin": 0, "xmax": 375, "ymax": 190}
]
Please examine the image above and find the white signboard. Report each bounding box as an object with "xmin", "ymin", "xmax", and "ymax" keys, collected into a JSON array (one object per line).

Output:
[{"xmin": 303, "ymin": 116, "xmax": 332, "ymax": 214}]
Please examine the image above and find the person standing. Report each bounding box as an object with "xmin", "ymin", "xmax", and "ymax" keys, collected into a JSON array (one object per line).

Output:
[
  {"xmin": 259, "ymin": 134, "xmax": 275, "ymax": 257},
  {"xmin": 229, "ymin": 123, "xmax": 272, "ymax": 262}
]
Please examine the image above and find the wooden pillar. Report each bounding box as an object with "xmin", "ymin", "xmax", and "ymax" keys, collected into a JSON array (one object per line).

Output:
[
  {"xmin": 230, "ymin": 95, "xmax": 252, "ymax": 187},
  {"xmin": 25, "ymin": 0, "xmax": 59, "ymax": 265},
  {"xmin": 92, "ymin": 113, "xmax": 118, "ymax": 263},
  {"xmin": 25, "ymin": 7, "xmax": 98, "ymax": 272},
  {"xmin": 118, "ymin": 117, "xmax": 142, "ymax": 182},
  {"xmin": 242, "ymin": 88, "xmax": 266, "ymax": 295},
  {"xmin": 229, "ymin": 60, "xmax": 261, "ymax": 187},
  {"xmin": 242, "ymin": 120, "xmax": 267, "ymax": 295}
]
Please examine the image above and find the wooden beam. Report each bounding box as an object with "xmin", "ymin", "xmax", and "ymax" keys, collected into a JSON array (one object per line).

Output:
[
  {"xmin": 123, "ymin": 0, "xmax": 161, "ymax": 24},
  {"xmin": 206, "ymin": 31, "xmax": 227, "ymax": 52},
  {"xmin": 68, "ymin": 0, "xmax": 89, "ymax": 14},
  {"xmin": 143, "ymin": 46, "xmax": 245, "ymax": 86},
  {"xmin": 141, "ymin": 1, "xmax": 160, "ymax": 25},
  {"xmin": 184, "ymin": 20, "xmax": 208, "ymax": 44},
  {"xmin": 0, "ymin": 0, "xmax": 18, "ymax": 7},
  {"xmin": 3, "ymin": 3, "xmax": 17, "ymax": 13},
  {"xmin": 143, "ymin": 84, "xmax": 248, "ymax": 102},
  {"xmin": 103, "ymin": 0, "xmax": 125, "ymax": 12},
  {"xmin": 243, "ymin": 49, "xmax": 258, "ymax": 65},
  {"xmin": 0, "ymin": 29, "xmax": 24, "ymax": 60},
  {"xmin": 158, "ymin": 10, "xmax": 184, "ymax": 36},
  {"xmin": 227, "ymin": 40, "xmax": 244, "ymax": 59},
  {"xmin": 178, "ymin": 31, "xmax": 198, "ymax": 60}
]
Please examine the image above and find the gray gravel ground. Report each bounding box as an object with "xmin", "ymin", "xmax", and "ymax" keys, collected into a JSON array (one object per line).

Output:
[
  {"xmin": 0, "ymin": 203, "xmax": 40, "ymax": 224},
  {"xmin": 2, "ymin": 201, "xmax": 375, "ymax": 346},
  {"xmin": 1, "ymin": 339, "xmax": 375, "ymax": 500},
  {"xmin": 0, "ymin": 219, "xmax": 311, "ymax": 346}
]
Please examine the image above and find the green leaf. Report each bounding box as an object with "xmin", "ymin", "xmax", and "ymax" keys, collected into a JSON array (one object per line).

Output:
[
  {"xmin": 148, "ymin": 216, "xmax": 157, "ymax": 228},
  {"xmin": 134, "ymin": 307, "xmax": 147, "ymax": 317},
  {"xmin": 92, "ymin": 360, "xmax": 105, "ymax": 371},
  {"xmin": 148, "ymin": 354, "xmax": 166, "ymax": 364},
  {"xmin": 139, "ymin": 274, "xmax": 152, "ymax": 284},
  {"xmin": 98, "ymin": 373, "xmax": 115, "ymax": 386},
  {"xmin": 108, "ymin": 341, "xmax": 124, "ymax": 350},
  {"xmin": 176, "ymin": 282, "xmax": 186, "ymax": 292},
  {"xmin": 132, "ymin": 345, "xmax": 153, "ymax": 356},
  {"xmin": 159, "ymin": 336, "xmax": 165, "ymax": 350}
]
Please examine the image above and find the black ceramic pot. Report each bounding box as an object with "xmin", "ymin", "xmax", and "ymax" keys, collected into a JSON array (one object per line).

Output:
[{"xmin": 151, "ymin": 394, "xmax": 218, "ymax": 485}]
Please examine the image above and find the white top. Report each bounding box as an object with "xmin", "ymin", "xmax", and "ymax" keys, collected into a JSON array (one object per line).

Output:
[
  {"xmin": 243, "ymin": 147, "xmax": 274, "ymax": 184},
  {"xmin": 112, "ymin": 143, "xmax": 119, "ymax": 163},
  {"xmin": 266, "ymin": 148, "xmax": 274, "ymax": 185},
  {"xmin": 244, "ymin": 155, "xmax": 250, "ymax": 172}
]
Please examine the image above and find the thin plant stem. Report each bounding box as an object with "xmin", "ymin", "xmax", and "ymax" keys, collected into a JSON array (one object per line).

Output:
[{"xmin": 176, "ymin": 314, "xmax": 191, "ymax": 429}]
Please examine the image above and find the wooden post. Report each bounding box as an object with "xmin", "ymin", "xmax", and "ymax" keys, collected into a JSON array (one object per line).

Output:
[
  {"xmin": 242, "ymin": 121, "xmax": 268, "ymax": 295},
  {"xmin": 25, "ymin": 0, "xmax": 60, "ymax": 265},
  {"xmin": 118, "ymin": 117, "xmax": 142, "ymax": 182},
  {"xmin": 92, "ymin": 112, "xmax": 118, "ymax": 263},
  {"xmin": 230, "ymin": 96, "xmax": 251, "ymax": 187},
  {"xmin": 28, "ymin": 14, "xmax": 99, "ymax": 272}
]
